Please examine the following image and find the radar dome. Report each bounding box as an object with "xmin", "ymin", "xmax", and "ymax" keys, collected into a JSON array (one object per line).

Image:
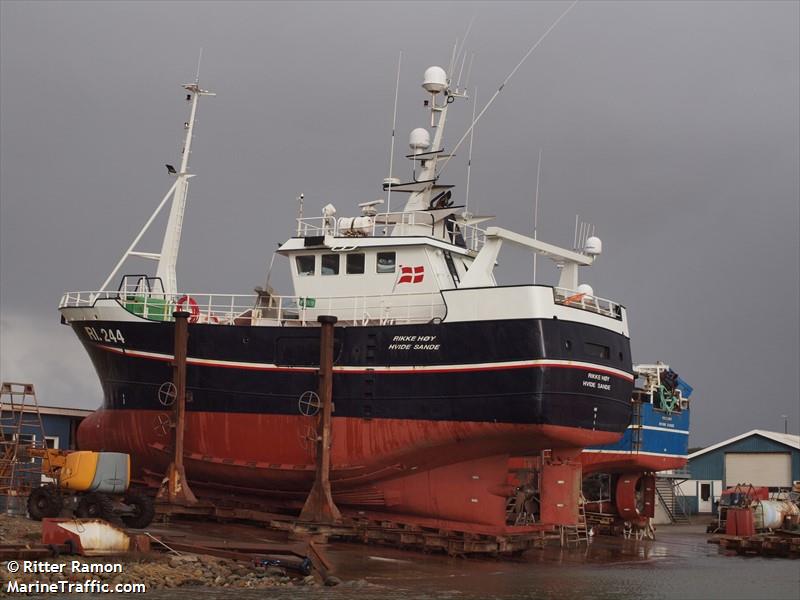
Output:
[
  {"xmin": 422, "ymin": 66, "xmax": 447, "ymax": 94},
  {"xmin": 577, "ymin": 284, "xmax": 594, "ymax": 296},
  {"xmin": 584, "ymin": 236, "xmax": 602, "ymax": 256},
  {"xmin": 409, "ymin": 128, "xmax": 431, "ymax": 152}
]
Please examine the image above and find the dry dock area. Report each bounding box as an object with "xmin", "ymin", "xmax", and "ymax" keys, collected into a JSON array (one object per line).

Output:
[{"xmin": 3, "ymin": 515, "xmax": 799, "ymax": 599}]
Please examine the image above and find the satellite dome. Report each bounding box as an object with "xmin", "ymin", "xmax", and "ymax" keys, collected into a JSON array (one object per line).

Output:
[
  {"xmin": 577, "ymin": 284, "xmax": 594, "ymax": 297},
  {"xmin": 584, "ymin": 236, "xmax": 602, "ymax": 256},
  {"xmin": 409, "ymin": 128, "xmax": 431, "ymax": 152},
  {"xmin": 422, "ymin": 66, "xmax": 447, "ymax": 94}
]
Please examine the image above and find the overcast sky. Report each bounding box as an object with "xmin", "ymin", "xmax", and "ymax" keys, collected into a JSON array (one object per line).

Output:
[{"xmin": 1, "ymin": 1, "xmax": 798, "ymax": 446}]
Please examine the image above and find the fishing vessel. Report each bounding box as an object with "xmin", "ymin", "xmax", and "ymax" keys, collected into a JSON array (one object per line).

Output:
[{"xmin": 59, "ymin": 63, "xmax": 635, "ymax": 529}]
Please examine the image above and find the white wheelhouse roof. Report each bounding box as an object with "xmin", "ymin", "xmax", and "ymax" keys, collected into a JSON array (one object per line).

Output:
[{"xmin": 277, "ymin": 235, "xmax": 476, "ymax": 256}]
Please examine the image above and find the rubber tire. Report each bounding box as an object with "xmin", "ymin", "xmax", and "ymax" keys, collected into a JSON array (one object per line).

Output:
[
  {"xmin": 120, "ymin": 492, "xmax": 155, "ymax": 529},
  {"xmin": 75, "ymin": 493, "xmax": 114, "ymax": 520},
  {"xmin": 27, "ymin": 486, "xmax": 63, "ymax": 520}
]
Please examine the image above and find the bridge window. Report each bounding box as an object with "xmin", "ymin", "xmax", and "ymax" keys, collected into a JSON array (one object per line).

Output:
[
  {"xmin": 347, "ymin": 253, "xmax": 365, "ymax": 274},
  {"xmin": 377, "ymin": 252, "xmax": 396, "ymax": 273},
  {"xmin": 295, "ymin": 255, "xmax": 315, "ymax": 277},
  {"xmin": 321, "ymin": 254, "xmax": 341, "ymax": 275},
  {"xmin": 322, "ymin": 254, "xmax": 340, "ymax": 275}
]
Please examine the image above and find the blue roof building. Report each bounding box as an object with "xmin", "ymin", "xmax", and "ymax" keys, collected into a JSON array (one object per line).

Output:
[{"xmin": 677, "ymin": 429, "xmax": 800, "ymax": 514}]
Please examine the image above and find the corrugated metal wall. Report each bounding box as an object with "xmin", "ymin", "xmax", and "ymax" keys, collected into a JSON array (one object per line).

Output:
[
  {"xmin": 0, "ymin": 412, "xmax": 81, "ymax": 450},
  {"xmin": 688, "ymin": 434, "xmax": 800, "ymax": 483}
]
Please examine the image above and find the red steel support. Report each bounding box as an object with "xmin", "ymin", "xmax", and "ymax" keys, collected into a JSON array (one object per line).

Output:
[
  {"xmin": 539, "ymin": 448, "xmax": 582, "ymax": 526},
  {"xmin": 299, "ymin": 315, "xmax": 341, "ymax": 524}
]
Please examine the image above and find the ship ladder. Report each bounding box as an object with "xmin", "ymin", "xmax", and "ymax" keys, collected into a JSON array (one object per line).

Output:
[{"xmin": 561, "ymin": 493, "xmax": 590, "ymax": 547}]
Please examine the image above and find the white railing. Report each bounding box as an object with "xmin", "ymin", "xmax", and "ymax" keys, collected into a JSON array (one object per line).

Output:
[
  {"xmin": 552, "ymin": 287, "xmax": 622, "ymax": 320},
  {"xmin": 295, "ymin": 210, "xmax": 487, "ymax": 252},
  {"xmin": 296, "ymin": 211, "xmax": 436, "ymax": 237},
  {"xmin": 59, "ymin": 289, "xmax": 447, "ymax": 327}
]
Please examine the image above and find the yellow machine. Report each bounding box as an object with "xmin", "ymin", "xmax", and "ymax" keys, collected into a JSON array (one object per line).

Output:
[{"xmin": 26, "ymin": 449, "xmax": 153, "ymax": 528}]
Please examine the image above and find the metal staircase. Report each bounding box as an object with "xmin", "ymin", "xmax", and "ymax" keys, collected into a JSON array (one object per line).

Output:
[{"xmin": 655, "ymin": 476, "xmax": 690, "ymax": 524}]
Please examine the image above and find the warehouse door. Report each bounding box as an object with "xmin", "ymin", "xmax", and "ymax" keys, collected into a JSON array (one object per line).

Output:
[{"xmin": 724, "ymin": 452, "xmax": 791, "ymax": 488}]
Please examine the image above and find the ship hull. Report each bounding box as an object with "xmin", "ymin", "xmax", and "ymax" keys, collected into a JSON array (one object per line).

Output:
[{"xmin": 70, "ymin": 314, "xmax": 634, "ymax": 525}]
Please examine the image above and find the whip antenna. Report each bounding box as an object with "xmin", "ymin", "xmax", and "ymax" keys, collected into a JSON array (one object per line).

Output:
[
  {"xmin": 533, "ymin": 148, "xmax": 542, "ymax": 284},
  {"xmin": 447, "ymin": 39, "xmax": 459, "ymax": 81},
  {"xmin": 465, "ymin": 87, "xmax": 478, "ymax": 216},
  {"xmin": 454, "ymin": 13, "xmax": 476, "ymax": 90},
  {"xmin": 385, "ymin": 52, "xmax": 402, "ymax": 218},
  {"xmin": 195, "ymin": 48, "xmax": 203, "ymax": 83},
  {"xmin": 463, "ymin": 53, "xmax": 475, "ymax": 94},
  {"xmin": 440, "ymin": 0, "xmax": 579, "ymax": 174}
]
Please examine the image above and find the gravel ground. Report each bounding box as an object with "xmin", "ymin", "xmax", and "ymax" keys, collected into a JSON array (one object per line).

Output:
[{"xmin": 0, "ymin": 514, "xmax": 319, "ymax": 593}]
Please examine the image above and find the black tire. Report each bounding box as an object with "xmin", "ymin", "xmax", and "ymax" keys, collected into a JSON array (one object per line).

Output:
[
  {"xmin": 27, "ymin": 486, "xmax": 63, "ymax": 520},
  {"xmin": 120, "ymin": 492, "xmax": 155, "ymax": 529},
  {"xmin": 75, "ymin": 493, "xmax": 114, "ymax": 520}
]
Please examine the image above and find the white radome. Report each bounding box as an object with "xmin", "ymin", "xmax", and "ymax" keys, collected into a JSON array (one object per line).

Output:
[
  {"xmin": 409, "ymin": 128, "xmax": 431, "ymax": 151},
  {"xmin": 584, "ymin": 236, "xmax": 602, "ymax": 256},
  {"xmin": 422, "ymin": 66, "xmax": 447, "ymax": 94},
  {"xmin": 577, "ymin": 284, "xmax": 594, "ymax": 297}
]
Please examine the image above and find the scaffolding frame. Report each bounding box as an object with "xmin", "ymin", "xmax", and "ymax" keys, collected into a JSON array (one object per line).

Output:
[{"xmin": 0, "ymin": 382, "xmax": 54, "ymax": 506}]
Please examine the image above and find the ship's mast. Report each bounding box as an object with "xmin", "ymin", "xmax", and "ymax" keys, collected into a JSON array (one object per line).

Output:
[
  {"xmin": 97, "ymin": 79, "xmax": 214, "ymax": 295},
  {"xmin": 401, "ymin": 66, "xmax": 465, "ymax": 214},
  {"xmin": 156, "ymin": 81, "xmax": 215, "ymax": 295}
]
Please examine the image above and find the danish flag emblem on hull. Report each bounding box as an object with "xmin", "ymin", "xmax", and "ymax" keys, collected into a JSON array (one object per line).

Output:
[{"xmin": 398, "ymin": 265, "xmax": 425, "ymax": 284}]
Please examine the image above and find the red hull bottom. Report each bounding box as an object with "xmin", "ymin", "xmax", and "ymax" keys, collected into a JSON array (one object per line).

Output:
[
  {"xmin": 78, "ymin": 409, "xmax": 620, "ymax": 527},
  {"xmin": 580, "ymin": 451, "xmax": 687, "ymax": 475}
]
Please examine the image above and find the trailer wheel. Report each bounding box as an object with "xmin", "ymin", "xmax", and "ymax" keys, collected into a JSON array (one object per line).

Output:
[
  {"xmin": 75, "ymin": 493, "xmax": 113, "ymax": 520},
  {"xmin": 27, "ymin": 486, "xmax": 63, "ymax": 520},
  {"xmin": 120, "ymin": 492, "xmax": 155, "ymax": 529}
]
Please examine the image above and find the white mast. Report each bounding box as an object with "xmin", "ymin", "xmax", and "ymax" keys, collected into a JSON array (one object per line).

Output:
[
  {"xmin": 400, "ymin": 66, "xmax": 460, "ymax": 214},
  {"xmin": 533, "ymin": 148, "xmax": 542, "ymax": 284},
  {"xmin": 98, "ymin": 78, "xmax": 214, "ymax": 295},
  {"xmin": 155, "ymin": 80, "xmax": 215, "ymax": 295}
]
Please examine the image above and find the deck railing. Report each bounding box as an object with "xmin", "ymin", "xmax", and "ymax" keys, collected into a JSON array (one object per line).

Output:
[
  {"xmin": 295, "ymin": 210, "xmax": 487, "ymax": 252},
  {"xmin": 552, "ymin": 287, "xmax": 623, "ymax": 320},
  {"xmin": 59, "ymin": 289, "xmax": 447, "ymax": 327}
]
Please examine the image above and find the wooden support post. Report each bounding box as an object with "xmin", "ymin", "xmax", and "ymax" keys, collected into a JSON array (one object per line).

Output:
[
  {"xmin": 299, "ymin": 315, "xmax": 341, "ymax": 524},
  {"xmin": 157, "ymin": 310, "xmax": 198, "ymax": 506}
]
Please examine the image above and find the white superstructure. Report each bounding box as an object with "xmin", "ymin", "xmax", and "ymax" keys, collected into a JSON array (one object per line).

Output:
[{"xmin": 62, "ymin": 64, "xmax": 627, "ymax": 337}]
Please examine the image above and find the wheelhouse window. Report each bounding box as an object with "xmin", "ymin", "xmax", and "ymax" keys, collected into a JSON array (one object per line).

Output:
[
  {"xmin": 295, "ymin": 255, "xmax": 315, "ymax": 276},
  {"xmin": 346, "ymin": 253, "xmax": 365, "ymax": 274},
  {"xmin": 321, "ymin": 254, "xmax": 340, "ymax": 275},
  {"xmin": 377, "ymin": 252, "xmax": 396, "ymax": 273},
  {"xmin": 584, "ymin": 342, "xmax": 610, "ymax": 359}
]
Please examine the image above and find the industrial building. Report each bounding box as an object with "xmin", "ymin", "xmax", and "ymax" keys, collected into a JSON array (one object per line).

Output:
[
  {"xmin": 679, "ymin": 430, "xmax": 800, "ymax": 514},
  {"xmin": 0, "ymin": 402, "xmax": 93, "ymax": 451}
]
